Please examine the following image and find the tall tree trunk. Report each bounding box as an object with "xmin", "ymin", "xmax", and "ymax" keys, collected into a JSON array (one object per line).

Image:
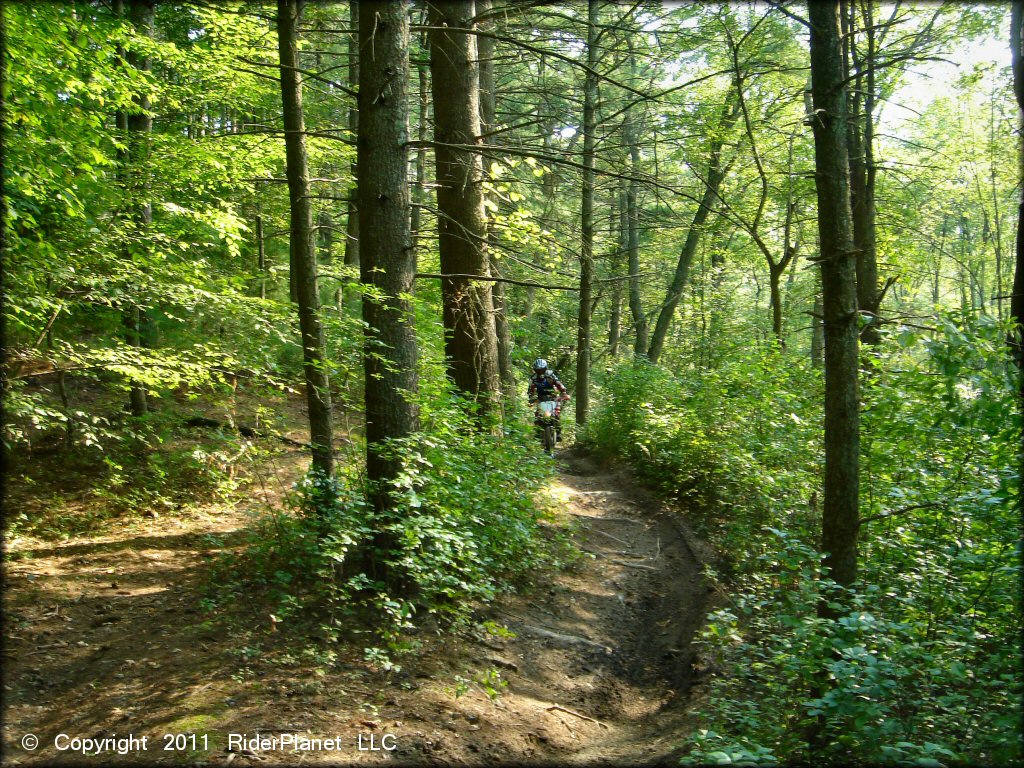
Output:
[
  {"xmin": 846, "ymin": 0, "xmax": 882, "ymax": 344},
  {"xmin": 342, "ymin": 0, "xmax": 360, "ymax": 311},
  {"xmin": 120, "ymin": 0, "xmax": 155, "ymax": 417},
  {"xmin": 1010, "ymin": 0, "xmax": 1024, "ymax": 480},
  {"xmin": 807, "ymin": 6, "xmax": 861, "ymax": 754},
  {"xmin": 809, "ymin": 0, "xmax": 860, "ymax": 600},
  {"xmin": 623, "ymin": 53, "xmax": 647, "ymax": 356},
  {"xmin": 769, "ymin": 262, "xmax": 786, "ymax": 344},
  {"xmin": 318, "ymin": 210, "xmax": 333, "ymax": 262},
  {"xmin": 429, "ymin": 0, "xmax": 501, "ymax": 417},
  {"xmin": 410, "ymin": 26, "xmax": 428, "ymax": 253},
  {"xmin": 647, "ymin": 89, "xmax": 739, "ymax": 364},
  {"xmin": 278, "ymin": 0, "xmax": 334, "ymax": 477},
  {"xmin": 576, "ymin": 0, "xmax": 598, "ymax": 427},
  {"xmin": 477, "ymin": 0, "xmax": 516, "ymax": 400},
  {"xmin": 256, "ymin": 213, "xmax": 267, "ymax": 299},
  {"xmin": 359, "ymin": 0, "xmax": 419, "ymax": 525},
  {"xmin": 608, "ymin": 182, "xmax": 625, "ymax": 357}
]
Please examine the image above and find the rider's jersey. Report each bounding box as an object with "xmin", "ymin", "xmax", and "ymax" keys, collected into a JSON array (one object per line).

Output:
[{"xmin": 528, "ymin": 371, "xmax": 567, "ymax": 403}]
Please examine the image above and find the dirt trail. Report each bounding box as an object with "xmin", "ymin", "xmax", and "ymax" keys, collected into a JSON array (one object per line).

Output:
[
  {"xmin": 397, "ymin": 449, "xmax": 713, "ymax": 766},
  {"xmin": 2, "ymin": 448, "xmax": 713, "ymax": 766}
]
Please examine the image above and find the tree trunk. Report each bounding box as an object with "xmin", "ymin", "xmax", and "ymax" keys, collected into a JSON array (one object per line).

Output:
[
  {"xmin": 359, "ymin": 0, "xmax": 419, "ymax": 517},
  {"xmin": 429, "ymin": 0, "xmax": 501, "ymax": 417},
  {"xmin": 318, "ymin": 210, "xmax": 333, "ymax": 262},
  {"xmin": 608, "ymin": 182, "xmax": 625, "ymax": 357},
  {"xmin": 769, "ymin": 262, "xmax": 786, "ymax": 344},
  {"xmin": 477, "ymin": 0, "xmax": 516, "ymax": 400},
  {"xmin": 256, "ymin": 213, "xmax": 267, "ymax": 299},
  {"xmin": 278, "ymin": 0, "xmax": 334, "ymax": 477},
  {"xmin": 342, "ymin": 0, "xmax": 359, "ymax": 311},
  {"xmin": 623, "ymin": 55, "xmax": 647, "ymax": 357},
  {"xmin": 576, "ymin": 0, "xmax": 598, "ymax": 427},
  {"xmin": 844, "ymin": 0, "xmax": 882, "ymax": 344},
  {"xmin": 1010, "ymin": 0, "xmax": 1024, "ymax": 481},
  {"xmin": 811, "ymin": 268, "xmax": 825, "ymax": 368},
  {"xmin": 410, "ymin": 28, "xmax": 428, "ymax": 253},
  {"xmin": 120, "ymin": 0, "xmax": 156, "ymax": 417},
  {"xmin": 809, "ymin": 0, "xmax": 860, "ymax": 599},
  {"xmin": 647, "ymin": 89, "xmax": 739, "ymax": 364}
]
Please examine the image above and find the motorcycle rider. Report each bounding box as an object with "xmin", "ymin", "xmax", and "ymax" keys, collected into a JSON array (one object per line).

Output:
[{"xmin": 527, "ymin": 358, "xmax": 569, "ymax": 442}]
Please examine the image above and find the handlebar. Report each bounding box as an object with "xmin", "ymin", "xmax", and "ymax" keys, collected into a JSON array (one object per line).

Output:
[{"xmin": 530, "ymin": 395, "xmax": 570, "ymax": 405}]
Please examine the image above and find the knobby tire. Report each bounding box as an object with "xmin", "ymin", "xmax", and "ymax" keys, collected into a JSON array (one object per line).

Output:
[{"xmin": 544, "ymin": 424, "xmax": 556, "ymax": 456}]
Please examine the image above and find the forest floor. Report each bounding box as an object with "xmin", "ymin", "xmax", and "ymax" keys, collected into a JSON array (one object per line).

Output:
[{"xmin": 4, "ymin": 406, "xmax": 717, "ymax": 766}]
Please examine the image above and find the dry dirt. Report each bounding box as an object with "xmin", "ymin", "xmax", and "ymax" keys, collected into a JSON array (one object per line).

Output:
[{"xmin": 3, "ymin": 444, "xmax": 715, "ymax": 767}]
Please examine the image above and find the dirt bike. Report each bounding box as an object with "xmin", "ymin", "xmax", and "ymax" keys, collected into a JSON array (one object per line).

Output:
[{"xmin": 532, "ymin": 397, "xmax": 567, "ymax": 457}]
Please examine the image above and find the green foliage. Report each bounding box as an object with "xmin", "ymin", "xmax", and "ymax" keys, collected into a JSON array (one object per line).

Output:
[
  {"xmin": 587, "ymin": 316, "xmax": 1019, "ymax": 765},
  {"xmin": 210, "ymin": 395, "xmax": 570, "ymax": 654},
  {"xmin": 449, "ymin": 667, "xmax": 508, "ymax": 703},
  {"xmin": 5, "ymin": 405, "xmax": 253, "ymax": 540},
  {"xmin": 685, "ymin": 532, "xmax": 1020, "ymax": 765},
  {"xmin": 586, "ymin": 353, "xmax": 821, "ymax": 571}
]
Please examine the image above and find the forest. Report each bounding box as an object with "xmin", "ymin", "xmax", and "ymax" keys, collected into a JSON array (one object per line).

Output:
[{"xmin": 2, "ymin": 0, "xmax": 1022, "ymax": 765}]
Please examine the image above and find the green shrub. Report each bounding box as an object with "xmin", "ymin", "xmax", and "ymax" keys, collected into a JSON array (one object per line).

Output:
[
  {"xmin": 211, "ymin": 394, "xmax": 571, "ymax": 656},
  {"xmin": 585, "ymin": 315, "xmax": 1019, "ymax": 765}
]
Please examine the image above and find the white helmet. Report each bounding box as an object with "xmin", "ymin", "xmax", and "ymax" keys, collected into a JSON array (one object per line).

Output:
[{"xmin": 532, "ymin": 358, "xmax": 548, "ymax": 373}]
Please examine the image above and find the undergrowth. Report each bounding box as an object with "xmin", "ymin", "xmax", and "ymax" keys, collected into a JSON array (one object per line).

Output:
[
  {"xmin": 206, "ymin": 395, "xmax": 574, "ymax": 668},
  {"xmin": 4, "ymin": 405, "xmax": 256, "ymax": 540},
  {"xmin": 585, "ymin": 313, "xmax": 1021, "ymax": 766}
]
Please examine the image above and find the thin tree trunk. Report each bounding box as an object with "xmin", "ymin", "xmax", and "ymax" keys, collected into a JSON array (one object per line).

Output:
[
  {"xmin": 608, "ymin": 183, "xmax": 625, "ymax": 357},
  {"xmin": 256, "ymin": 213, "xmax": 267, "ymax": 299},
  {"xmin": 809, "ymin": 0, "xmax": 860, "ymax": 600},
  {"xmin": 429, "ymin": 0, "xmax": 501, "ymax": 417},
  {"xmin": 121, "ymin": 0, "xmax": 155, "ymax": 417},
  {"xmin": 278, "ymin": 0, "xmax": 334, "ymax": 477},
  {"xmin": 846, "ymin": 0, "xmax": 881, "ymax": 344},
  {"xmin": 318, "ymin": 211, "xmax": 333, "ymax": 273},
  {"xmin": 1009, "ymin": 0, "xmax": 1024, "ymax": 484},
  {"xmin": 576, "ymin": 0, "xmax": 598, "ymax": 427},
  {"xmin": 769, "ymin": 263, "xmax": 786, "ymax": 344},
  {"xmin": 647, "ymin": 89, "xmax": 739, "ymax": 364},
  {"xmin": 477, "ymin": 0, "xmax": 516, "ymax": 400},
  {"xmin": 410, "ymin": 21, "xmax": 428, "ymax": 250},
  {"xmin": 623, "ymin": 54, "xmax": 647, "ymax": 357},
  {"xmin": 342, "ymin": 0, "xmax": 359, "ymax": 311}
]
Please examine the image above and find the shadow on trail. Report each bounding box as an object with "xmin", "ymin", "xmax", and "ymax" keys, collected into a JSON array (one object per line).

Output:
[{"xmin": 461, "ymin": 448, "xmax": 714, "ymax": 765}]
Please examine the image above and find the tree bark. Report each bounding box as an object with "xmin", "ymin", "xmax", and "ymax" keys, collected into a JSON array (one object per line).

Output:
[
  {"xmin": 623, "ymin": 52, "xmax": 647, "ymax": 356},
  {"xmin": 647, "ymin": 89, "xmax": 739, "ymax": 364},
  {"xmin": 410, "ymin": 26, "xmax": 428, "ymax": 252},
  {"xmin": 318, "ymin": 210, "xmax": 333, "ymax": 262},
  {"xmin": 278, "ymin": 0, "xmax": 334, "ymax": 477},
  {"xmin": 845, "ymin": 0, "xmax": 881, "ymax": 345},
  {"xmin": 429, "ymin": 0, "xmax": 501, "ymax": 417},
  {"xmin": 1010, "ymin": 0, "xmax": 1024, "ymax": 485},
  {"xmin": 1011, "ymin": 0, "xmax": 1024, "ymax": 367},
  {"xmin": 769, "ymin": 261, "xmax": 787, "ymax": 343},
  {"xmin": 576, "ymin": 0, "xmax": 598, "ymax": 427},
  {"xmin": 608, "ymin": 182, "xmax": 625, "ymax": 357},
  {"xmin": 809, "ymin": 0, "xmax": 860, "ymax": 599},
  {"xmin": 342, "ymin": 0, "xmax": 359, "ymax": 311},
  {"xmin": 811, "ymin": 267, "xmax": 825, "ymax": 368},
  {"xmin": 256, "ymin": 213, "xmax": 267, "ymax": 299},
  {"xmin": 359, "ymin": 0, "xmax": 419, "ymax": 516},
  {"xmin": 477, "ymin": 0, "xmax": 516, "ymax": 400}
]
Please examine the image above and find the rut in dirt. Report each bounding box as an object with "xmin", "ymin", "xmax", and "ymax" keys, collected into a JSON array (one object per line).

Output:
[{"xmin": 422, "ymin": 448, "xmax": 716, "ymax": 766}]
